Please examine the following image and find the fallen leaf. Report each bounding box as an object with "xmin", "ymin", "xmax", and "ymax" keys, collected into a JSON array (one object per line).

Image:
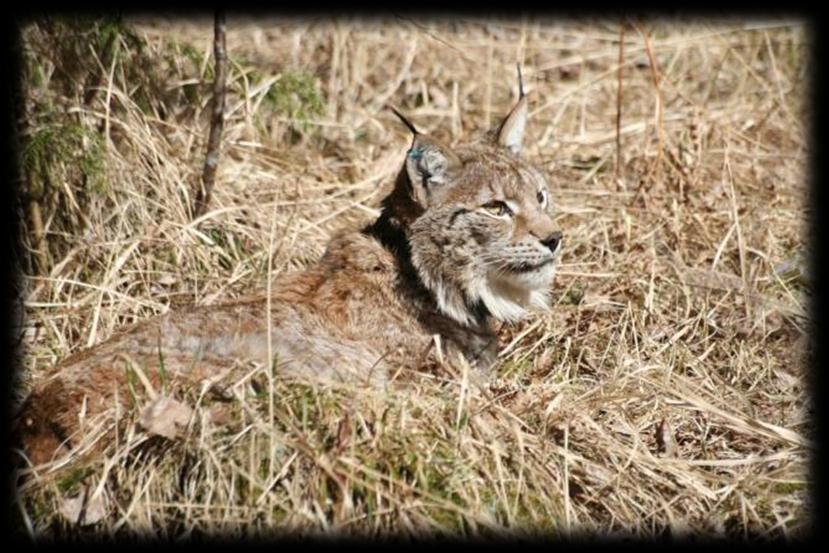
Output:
[
  {"xmin": 773, "ymin": 369, "xmax": 801, "ymax": 392},
  {"xmin": 59, "ymin": 487, "xmax": 109, "ymax": 526},
  {"xmin": 157, "ymin": 273, "xmax": 177, "ymax": 286},
  {"xmin": 139, "ymin": 396, "xmax": 193, "ymax": 440},
  {"xmin": 207, "ymin": 404, "xmax": 232, "ymax": 426},
  {"xmin": 655, "ymin": 418, "xmax": 678, "ymax": 458},
  {"xmin": 335, "ymin": 412, "xmax": 353, "ymax": 454},
  {"xmin": 543, "ymin": 394, "xmax": 563, "ymax": 419}
]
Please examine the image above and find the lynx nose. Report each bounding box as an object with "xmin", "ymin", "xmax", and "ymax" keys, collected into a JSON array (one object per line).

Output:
[{"xmin": 541, "ymin": 231, "xmax": 562, "ymax": 253}]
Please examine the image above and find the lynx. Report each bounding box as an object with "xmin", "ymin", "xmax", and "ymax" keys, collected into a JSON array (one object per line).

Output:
[{"xmin": 16, "ymin": 75, "xmax": 562, "ymax": 466}]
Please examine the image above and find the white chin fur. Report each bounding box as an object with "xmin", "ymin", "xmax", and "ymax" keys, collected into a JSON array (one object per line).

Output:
[
  {"xmin": 427, "ymin": 265, "xmax": 555, "ymax": 326},
  {"xmin": 432, "ymin": 277, "xmax": 479, "ymax": 327},
  {"xmin": 477, "ymin": 264, "xmax": 555, "ymax": 323},
  {"xmin": 413, "ymin": 247, "xmax": 557, "ymax": 326}
]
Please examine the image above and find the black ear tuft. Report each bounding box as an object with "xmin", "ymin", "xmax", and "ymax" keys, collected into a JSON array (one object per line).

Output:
[
  {"xmin": 390, "ymin": 106, "xmax": 419, "ymax": 137},
  {"xmin": 517, "ymin": 63, "xmax": 525, "ymax": 99}
]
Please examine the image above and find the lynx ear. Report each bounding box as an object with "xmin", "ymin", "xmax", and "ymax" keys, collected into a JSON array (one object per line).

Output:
[
  {"xmin": 495, "ymin": 65, "xmax": 528, "ymax": 155},
  {"xmin": 392, "ymin": 107, "xmax": 460, "ymax": 206},
  {"xmin": 404, "ymin": 135, "xmax": 461, "ymax": 206}
]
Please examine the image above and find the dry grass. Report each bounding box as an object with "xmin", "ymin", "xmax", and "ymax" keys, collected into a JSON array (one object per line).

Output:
[{"xmin": 14, "ymin": 16, "xmax": 811, "ymax": 539}]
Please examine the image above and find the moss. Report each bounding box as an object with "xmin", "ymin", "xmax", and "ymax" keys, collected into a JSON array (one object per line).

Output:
[
  {"xmin": 181, "ymin": 42, "xmax": 215, "ymax": 82},
  {"xmin": 772, "ymin": 481, "xmax": 806, "ymax": 495},
  {"xmin": 497, "ymin": 356, "xmax": 533, "ymax": 380},
  {"xmin": 262, "ymin": 71, "xmax": 325, "ymax": 132},
  {"xmin": 22, "ymin": 122, "xmax": 107, "ymax": 197},
  {"xmin": 57, "ymin": 466, "xmax": 96, "ymax": 495},
  {"xmin": 27, "ymin": 55, "xmax": 48, "ymax": 90},
  {"xmin": 564, "ymin": 281, "xmax": 586, "ymax": 305},
  {"xmin": 773, "ymin": 250, "xmax": 810, "ymax": 293},
  {"xmin": 180, "ymin": 43, "xmax": 205, "ymax": 68},
  {"xmin": 135, "ymin": 93, "xmax": 155, "ymax": 116}
]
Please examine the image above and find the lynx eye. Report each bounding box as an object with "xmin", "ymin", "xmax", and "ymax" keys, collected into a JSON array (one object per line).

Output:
[
  {"xmin": 537, "ymin": 190, "xmax": 548, "ymax": 208},
  {"xmin": 481, "ymin": 201, "xmax": 513, "ymax": 217}
]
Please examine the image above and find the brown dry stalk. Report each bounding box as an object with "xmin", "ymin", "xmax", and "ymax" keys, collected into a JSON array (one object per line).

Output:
[
  {"xmin": 192, "ymin": 11, "xmax": 228, "ymax": 220},
  {"xmin": 25, "ymin": 197, "xmax": 48, "ymax": 274},
  {"xmin": 615, "ymin": 22, "xmax": 625, "ymax": 182}
]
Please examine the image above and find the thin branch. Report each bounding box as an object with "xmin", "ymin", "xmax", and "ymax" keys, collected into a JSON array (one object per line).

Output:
[
  {"xmin": 615, "ymin": 22, "xmax": 626, "ymax": 182},
  {"xmin": 192, "ymin": 10, "xmax": 228, "ymax": 220}
]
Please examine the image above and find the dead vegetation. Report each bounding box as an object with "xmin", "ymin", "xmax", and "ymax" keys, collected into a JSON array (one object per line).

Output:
[{"xmin": 13, "ymin": 15, "xmax": 811, "ymax": 539}]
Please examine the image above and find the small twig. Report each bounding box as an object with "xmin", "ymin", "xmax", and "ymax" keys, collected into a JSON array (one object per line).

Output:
[
  {"xmin": 192, "ymin": 10, "xmax": 228, "ymax": 220},
  {"xmin": 615, "ymin": 22, "xmax": 626, "ymax": 183},
  {"xmin": 634, "ymin": 22, "xmax": 665, "ymax": 185}
]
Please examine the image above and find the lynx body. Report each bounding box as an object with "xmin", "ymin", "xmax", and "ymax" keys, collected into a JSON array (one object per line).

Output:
[{"xmin": 17, "ymin": 81, "xmax": 562, "ymax": 465}]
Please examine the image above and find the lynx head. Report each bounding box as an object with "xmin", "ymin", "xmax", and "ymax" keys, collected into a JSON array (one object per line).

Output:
[{"xmin": 385, "ymin": 72, "xmax": 562, "ymax": 327}]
